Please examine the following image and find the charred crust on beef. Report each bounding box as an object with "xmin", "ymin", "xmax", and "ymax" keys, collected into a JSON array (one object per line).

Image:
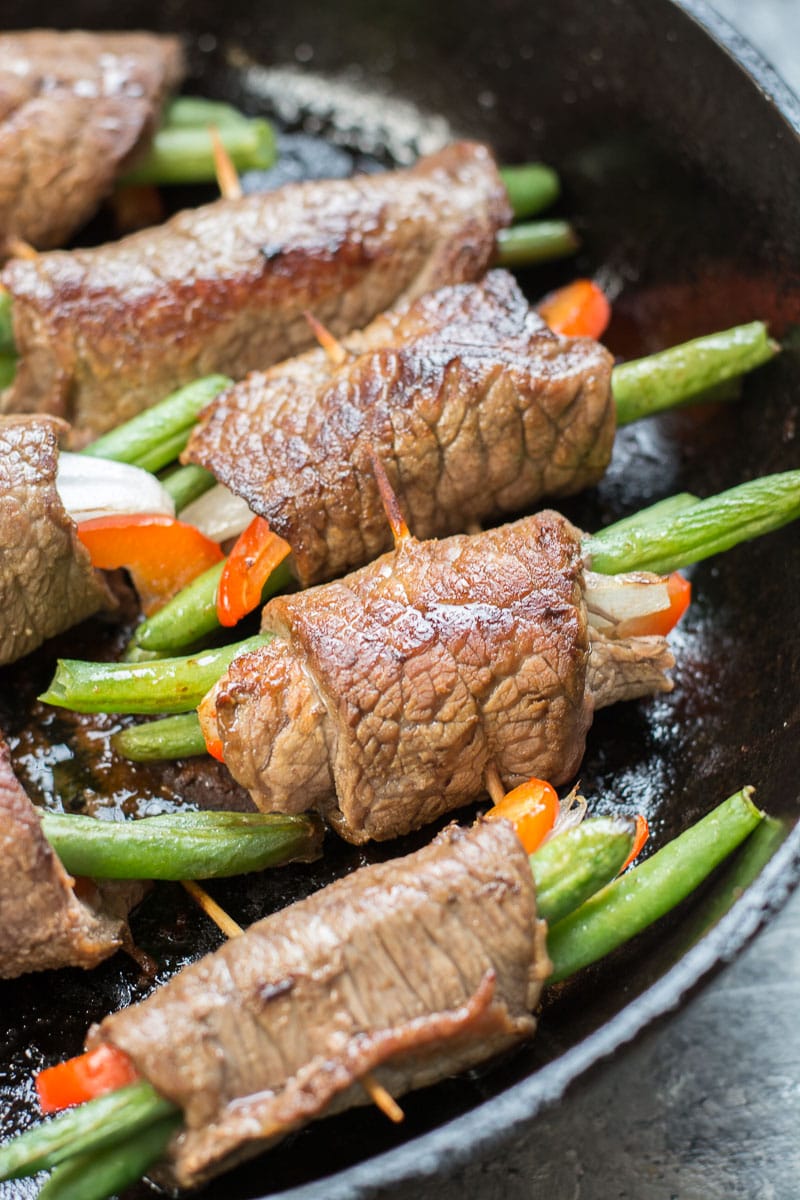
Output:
[
  {"xmin": 203, "ymin": 512, "xmax": 673, "ymax": 843},
  {"xmin": 0, "ymin": 31, "xmax": 184, "ymax": 250},
  {"xmin": 0, "ymin": 414, "xmax": 112, "ymax": 665},
  {"xmin": 0, "ymin": 735, "xmax": 144, "ymax": 978},
  {"xmin": 205, "ymin": 512, "xmax": 595, "ymax": 842},
  {"xmin": 185, "ymin": 270, "xmax": 615, "ymax": 587},
  {"xmin": 89, "ymin": 820, "xmax": 549, "ymax": 1189},
  {"xmin": 1, "ymin": 142, "xmax": 510, "ymax": 440}
]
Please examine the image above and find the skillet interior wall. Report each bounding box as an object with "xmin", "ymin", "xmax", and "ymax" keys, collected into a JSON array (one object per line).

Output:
[{"xmin": 1, "ymin": 2, "xmax": 799, "ymax": 1198}]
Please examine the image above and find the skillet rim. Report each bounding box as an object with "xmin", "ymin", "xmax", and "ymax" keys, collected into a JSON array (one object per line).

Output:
[{"xmin": 252, "ymin": 3, "xmax": 800, "ymax": 1195}]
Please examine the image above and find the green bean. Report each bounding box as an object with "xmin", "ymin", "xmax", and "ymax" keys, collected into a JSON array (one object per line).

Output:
[
  {"xmin": 494, "ymin": 220, "xmax": 579, "ymax": 267},
  {"xmin": 80, "ymin": 376, "xmax": 230, "ymax": 469},
  {"xmin": 39, "ymin": 634, "xmax": 270, "ymax": 714},
  {"xmin": 0, "ymin": 795, "xmax": 772, "ymax": 1193},
  {"xmin": 499, "ymin": 164, "xmax": 560, "ymax": 220},
  {"xmin": 584, "ymin": 469, "xmax": 800, "ymax": 575},
  {"xmin": 530, "ymin": 816, "xmax": 635, "ymax": 926},
  {"xmin": 133, "ymin": 561, "xmax": 226, "ymax": 652},
  {"xmin": 134, "ymin": 556, "xmax": 292, "ymax": 654},
  {"xmin": 0, "ymin": 351, "xmax": 16, "ymax": 389},
  {"xmin": 113, "ymin": 712, "xmax": 207, "ymax": 760},
  {"xmin": 121, "ymin": 121, "xmax": 276, "ymax": 187},
  {"xmin": 41, "ymin": 810, "xmax": 322, "ymax": 879},
  {"xmin": 0, "ymin": 1080, "xmax": 172, "ymax": 1181},
  {"xmin": 161, "ymin": 96, "xmax": 255, "ymax": 130},
  {"xmin": 685, "ymin": 814, "xmax": 787, "ymax": 936},
  {"xmin": 131, "ymin": 427, "xmax": 193, "ymax": 475},
  {"xmin": 612, "ymin": 321, "xmax": 777, "ymax": 426},
  {"xmin": 595, "ymin": 493, "xmax": 700, "ymax": 543},
  {"xmin": 546, "ymin": 788, "xmax": 763, "ymax": 983},
  {"xmin": 38, "ymin": 1113, "xmax": 180, "ymax": 1200},
  {"xmin": 0, "ymin": 289, "xmax": 14, "ymax": 355},
  {"xmin": 162, "ymin": 463, "xmax": 217, "ymax": 511}
]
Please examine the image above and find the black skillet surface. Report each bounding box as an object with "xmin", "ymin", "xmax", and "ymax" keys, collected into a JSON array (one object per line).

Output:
[{"xmin": 1, "ymin": 1, "xmax": 800, "ymax": 1197}]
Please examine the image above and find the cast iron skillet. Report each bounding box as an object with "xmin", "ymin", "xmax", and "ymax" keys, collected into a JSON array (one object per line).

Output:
[{"xmin": 1, "ymin": 1, "xmax": 799, "ymax": 1197}]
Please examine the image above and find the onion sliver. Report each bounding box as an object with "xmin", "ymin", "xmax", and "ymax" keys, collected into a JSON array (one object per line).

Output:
[
  {"xmin": 57, "ymin": 453, "xmax": 175, "ymax": 523},
  {"xmin": 584, "ymin": 570, "xmax": 670, "ymax": 638},
  {"xmin": 180, "ymin": 483, "xmax": 253, "ymax": 543}
]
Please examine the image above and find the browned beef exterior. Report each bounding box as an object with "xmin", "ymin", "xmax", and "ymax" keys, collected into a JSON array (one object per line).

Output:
[
  {"xmin": 1, "ymin": 142, "xmax": 510, "ymax": 441},
  {"xmin": 0, "ymin": 31, "xmax": 184, "ymax": 250},
  {"xmin": 205, "ymin": 512, "xmax": 594, "ymax": 843},
  {"xmin": 90, "ymin": 819, "xmax": 549, "ymax": 1188},
  {"xmin": 185, "ymin": 270, "xmax": 615, "ymax": 586},
  {"xmin": 0, "ymin": 736, "xmax": 143, "ymax": 978},
  {"xmin": 0, "ymin": 415, "xmax": 111, "ymax": 665},
  {"xmin": 586, "ymin": 626, "xmax": 675, "ymax": 708}
]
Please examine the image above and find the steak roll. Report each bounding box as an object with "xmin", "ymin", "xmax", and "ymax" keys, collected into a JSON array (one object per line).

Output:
[
  {"xmin": 0, "ymin": 414, "xmax": 111, "ymax": 666},
  {"xmin": 1, "ymin": 142, "xmax": 510, "ymax": 440},
  {"xmin": 89, "ymin": 819, "xmax": 549, "ymax": 1189},
  {"xmin": 201, "ymin": 512, "xmax": 674, "ymax": 843},
  {"xmin": 0, "ymin": 30, "xmax": 184, "ymax": 250},
  {"xmin": 185, "ymin": 269, "xmax": 615, "ymax": 586},
  {"xmin": 0, "ymin": 736, "xmax": 145, "ymax": 979}
]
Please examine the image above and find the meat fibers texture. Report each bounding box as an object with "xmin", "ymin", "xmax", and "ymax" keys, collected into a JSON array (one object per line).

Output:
[
  {"xmin": 0, "ymin": 30, "xmax": 184, "ymax": 249},
  {"xmin": 91, "ymin": 819, "xmax": 549, "ymax": 1189},
  {"xmin": 186, "ymin": 269, "xmax": 615, "ymax": 586},
  {"xmin": 0, "ymin": 414, "xmax": 111, "ymax": 665},
  {"xmin": 205, "ymin": 512, "xmax": 595, "ymax": 843},
  {"xmin": 0, "ymin": 736, "xmax": 144, "ymax": 978},
  {"xmin": 0, "ymin": 142, "xmax": 511, "ymax": 441}
]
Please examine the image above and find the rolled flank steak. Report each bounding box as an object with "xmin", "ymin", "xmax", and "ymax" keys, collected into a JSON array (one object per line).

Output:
[
  {"xmin": 0, "ymin": 142, "xmax": 511, "ymax": 440},
  {"xmin": 0, "ymin": 30, "xmax": 184, "ymax": 250},
  {"xmin": 185, "ymin": 270, "xmax": 615, "ymax": 586},
  {"xmin": 201, "ymin": 512, "xmax": 674, "ymax": 843},
  {"xmin": 89, "ymin": 819, "xmax": 549, "ymax": 1189},
  {"xmin": 0, "ymin": 736, "xmax": 145, "ymax": 979},
  {"xmin": 0, "ymin": 414, "xmax": 111, "ymax": 666}
]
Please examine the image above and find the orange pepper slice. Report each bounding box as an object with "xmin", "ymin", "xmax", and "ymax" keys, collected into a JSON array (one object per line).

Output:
[
  {"xmin": 485, "ymin": 776, "xmax": 560, "ymax": 854},
  {"xmin": 619, "ymin": 814, "xmax": 650, "ymax": 873},
  {"xmin": 623, "ymin": 572, "xmax": 691, "ymax": 638},
  {"xmin": 538, "ymin": 279, "xmax": 611, "ymax": 339},
  {"xmin": 216, "ymin": 517, "xmax": 291, "ymax": 628},
  {"xmin": 36, "ymin": 1045, "xmax": 139, "ymax": 1114},
  {"xmin": 78, "ymin": 513, "xmax": 223, "ymax": 617}
]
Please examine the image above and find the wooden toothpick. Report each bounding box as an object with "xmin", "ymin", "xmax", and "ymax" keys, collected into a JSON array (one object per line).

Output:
[
  {"xmin": 182, "ymin": 879, "xmax": 244, "ymax": 938},
  {"xmin": 304, "ymin": 310, "xmax": 348, "ymax": 366},
  {"xmin": 360, "ymin": 1071, "xmax": 405, "ymax": 1123},
  {"xmin": 210, "ymin": 125, "xmax": 243, "ymax": 200}
]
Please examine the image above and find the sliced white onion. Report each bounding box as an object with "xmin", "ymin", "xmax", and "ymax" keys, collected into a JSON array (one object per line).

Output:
[
  {"xmin": 56, "ymin": 453, "xmax": 175, "ymax": 523},
  {"xmin": 584, "ymin": 569, "xmax": 670, "ymax": 638},
  {"xmin": 180, "ymin": 483, "xmax": 253, "ymax": 543}
]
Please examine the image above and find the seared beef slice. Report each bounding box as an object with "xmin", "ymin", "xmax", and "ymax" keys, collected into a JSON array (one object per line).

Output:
[
  {"xmin": 0, "ymin": 737, "xmax": 141, "ymax": 978},
  {"xmin": 207, "ymin": 512, "xmax": 594, "ymax": 842},
  {"xmin": 186, "ymin": 270, "xmax": 615, "ymax": 585},
  {"xmin": 1, "ymin": 143, "xmax": 510, "ymax": 439},
  {"xmin": 0, "ymin": 30, "xmax": 184, "ymax": 249},
  {"xmin": 91, "ymin": 820, "xmax": 549, "ymax": 1188},
  {"xmin": 0, "ymin": 415, "xmax": 110, "ymax": 665}
]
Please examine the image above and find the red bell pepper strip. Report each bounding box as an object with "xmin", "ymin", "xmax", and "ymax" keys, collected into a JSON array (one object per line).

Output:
[
  {"xmin": 36, "ymin": 1045, "xmax": 139, "ymax": 1114},
  {"xmin": 538, "ymin": 279, "xmax": 611, "ymax": 340},
  {"xmin": 204, "ymin": 734, "xmax": 225, "ymax": 762},
  {"xmin": 485, "ymin": 776, "xmax": 560, "ymax": 854},
  {"xmin": 216, "ymin": 517, "xmax": 292, "ymax": 628},
  {"xmin": 619, "ymin": 814, "xmax": 650, "ymax": 873},
  {"xmin": 623, "ymin": 572, "xmax": 691, "ymax": 638},
  {"xmin": 78, "ymin": 514, "xmax": 224, "ymax": 617}
]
